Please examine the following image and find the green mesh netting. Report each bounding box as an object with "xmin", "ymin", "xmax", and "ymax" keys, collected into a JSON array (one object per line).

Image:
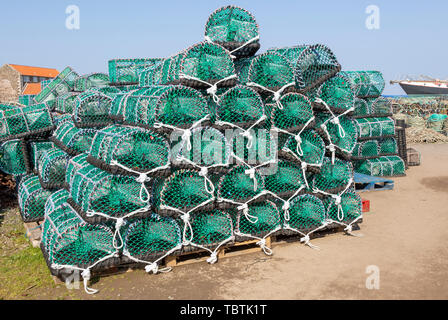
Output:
[
  {"xmin": 52, "ymin": 113, "xmax": 72, "ymax": 126},
  {"xmin": 51, "ymin": 120, "xmax": 97, "ymax": 156},
  {"xmin": 175, "ymin": 126, "xmax": 231, "ymax": 172},
  {"xmin": 158, "ymin": 169, "xmax": 215, "ymax": 216},
  {"xmin": 269, "ymin": 44, "xmax": 341, "ymax": 92},
  {"xmin": 355, "ymin": 117, "xmax": 395, "ymax": 140},
  {"xmin": 339, "ymin": 71, "xmax": 385, "ymax": 98},
  {"xmin": 312, "ymin": 157, "xmax": 354, "ymax": 194},
  {"xmin": 30, "ymin": 140, "xmax": 55, "ymax": 171},
  {"xmin": 365, "ymin": 97, "xmax": 393, "ymax": 117},
  {"xmin": 234, "ymin": 200, "xmax": 282, "ymax": 241},
  {"xmin": 44, "ymin": 189, "xmax": 70, "ymax": 217},
  {"xmin": 354, "ymin": 156, "xmax": 405, "ymax": 177},
  {"xmin": 379, "ymin": 137, "xmax": 398, "ymax": 155},
  {"xmin": 326, "ymin": 192, "xmax": 362, "ymax": 227},
  {"xmin": 18, "ymin": 174, "xmax": 52, "ymax": 222},
  {"xmin": 269, "ymin": 93, "xmax": 314, "ymax": 133},
  {"xmin": 0, "ymin": 139, "xmax": 29, "ymax": 175},
  {"xmin": 108, "ymin": 58, "xmax": 163, "ymax": 85},
  {"xmin": 353, "ymin": 98, "xmax": 370, "ymax": 118},
  {"xmin": 183, "ymin": 209, "xmax": 234, "ymax": 255},
  {"xmin": 281, "ymin": 129, "xmax": 326, "ymax": 170},
  {"xmin": 88, "ymin": 125, "xmax": 170, "ymax": 176},
  {"xmin": 18, "ymin": 95, "xmax": 36, "ymax": 106},
  {"xmin": 315, "ymin": 74, "xmax": 355, "ymax": 114},
  {"xmin": 215, "ymin": 85, "xmax": 265, "ymax": 130},
  {"xmin": 282, "ymin": 194, "xmax": 327, "ymax": 247},
  {"xmin": 138, "ymin": 62, "xmax": 164, "ymax": 87},
  {"xmin": 73, "ymin": 89, "xmax": 115, "ymax": 128},
  {"xmin": 34, "ymin": 67, "xmax": 79, "ymax": 104},
  {"xmin": 230, "ymin": 127, "xmax": 277, "ymax": 168},
  {"xmin": 122, "ymin": 214, "xmax": 182, "ymax": 271},
  {"xmin": 110, "ymin": 85, "xmax": 209, "ymax": 131},
  {"xmin": 158, "ymin": 42, "xmax": 237, "ymax": 92},
  {"xmin": 234, "ymin": 57, "xmax": 253, "ymax": 85},
  {"xmin": 74, "ymin": 73, "xmax": 110, "ymax": 92},
  {"xmin": 217, "ymin": 164, "xmax": 265, "ymax": 204},
  {"xmin": 315, "ymin": 113, "xmax": 358, "ymax": 159},
  {"xmin": 205, "ymin": 5, "xmax": 260, "ymax": 59},
  {"xmin": 0, "ymin": 103, "xmax": 54, "ymax": 142},
  {"xmin": 264, "ymin": 159, "xmax": 308, "ymax": 199},
  {"xmin": 41, "ymin": 200, "xmax": 116, "ymax": 273},
  {"xmin": 37, "ymin": 148, "xmax": 70, "ymax": 189},
  {"xmin": 70, "ymin": 163, "xmax": 151, "ymax": 221},
  {"xmin": 352, "ymin": 140, "xmax": 379, "ymax": 158},
  {"xmin": 55, "ymin": 92, "xmax": 80, "ymax": 114},
  {"xmin": 66, "ymin": 153, "xmax": 89, "ymax": 188}
]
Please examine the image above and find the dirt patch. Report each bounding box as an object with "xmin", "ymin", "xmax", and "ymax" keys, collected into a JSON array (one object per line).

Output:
[
  {"xmin": 420, "ymin": 176, "xmax": 448, "ymax": 193},
  {"xmin": 0, "ymin": 172, "xmax": 17, "ymax": 210}
]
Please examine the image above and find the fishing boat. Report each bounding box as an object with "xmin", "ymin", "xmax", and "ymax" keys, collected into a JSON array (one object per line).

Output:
[{"xmin": 391, "ymin": 76, "xmax": 448, "ymax": 95}]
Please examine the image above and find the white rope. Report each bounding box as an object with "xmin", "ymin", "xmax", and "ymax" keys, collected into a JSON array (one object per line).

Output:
[
  {"xmin": 247, "ymin": 81, "xmax": 295, "ymax": 110},
  {"xmin": 205, "ymin": 35, "xmax": 260, "ymax": 59},
  {"xmin": 179, "ymin": 74, "xmax": 237, "ymax": 103},
  {"xmin": 217, "ymin": 114, "xmax": 267, "ymax": 149},
  {"xmin": 122, "ymin": 244, "xmax": 182, "ymax": 274}
]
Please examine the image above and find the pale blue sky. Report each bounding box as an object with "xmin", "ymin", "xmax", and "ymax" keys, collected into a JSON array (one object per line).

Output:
[{"xmin": 0, "ymin": 0, "xmax": 446, "ymax": 94}]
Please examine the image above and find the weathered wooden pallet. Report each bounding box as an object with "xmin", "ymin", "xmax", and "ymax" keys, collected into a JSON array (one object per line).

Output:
[{"xmin": 24, "ymin": 221, "xmax": 43, "ymax": 248}]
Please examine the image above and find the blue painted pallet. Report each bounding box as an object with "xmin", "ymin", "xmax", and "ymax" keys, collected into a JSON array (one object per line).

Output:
[{"xmin": 354, "ymin": 173, "xmax": 394, "ymax": 192}]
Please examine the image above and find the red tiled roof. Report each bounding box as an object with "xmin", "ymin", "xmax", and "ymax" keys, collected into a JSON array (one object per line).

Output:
[
  {"xmin": 22, "ymin": 82, "xmax": 42, "ymax": 95},
  {"xmin": 9, "ymin": 64, "xmax": 59, "ymax": 78}
]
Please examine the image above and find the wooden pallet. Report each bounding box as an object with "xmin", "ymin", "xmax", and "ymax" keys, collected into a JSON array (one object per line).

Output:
[
  {"xmin": 24, "ymin": 221, "xmax": 43, "ymax": 248},
  {"xmin": 165, "ymin": 238, "xmax": 271, "ymax": 267}
]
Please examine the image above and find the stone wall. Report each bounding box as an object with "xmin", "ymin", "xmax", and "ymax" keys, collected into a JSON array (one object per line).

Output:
[{"xmin": 0, "ymin": 65, "xmax": 21, "ymax": 103}]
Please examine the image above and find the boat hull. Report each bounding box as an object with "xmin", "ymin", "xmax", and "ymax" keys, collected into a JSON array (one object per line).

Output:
[{"xmin": 399, "ymin": 83, "xmax": 448, "ymax": 95}]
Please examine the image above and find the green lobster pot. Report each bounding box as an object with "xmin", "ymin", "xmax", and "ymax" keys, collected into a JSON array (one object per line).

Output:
[
  {"xmin": 216, "ymin": 85, "xmax": 264, "ymax": 129},
  {"xmin": 159, "ymin": 42, "xmax": 237, "ymax": 90},
  {"xmin": 0, "ymin": 139, "xmax": 29, "ymax": 175},
  {"xmin": 51, "ymin": 120, "xmax": 97, "ymax": 156},
  {"xmin": 354, "ymin": 156, "xmax": 405, "ymax": 177},
  {"xmin": 312, "ymin": 157, "xmax": 354, "ymax": 193},
  {"xmin": 365, "ymin": 97, "xmax": 393, "ymax": 117},
  {"xmin": 158, "ymin": 169, "xmax": 215, "ymax": 215},
  {"xmin": 285, "ymin": 194, "xmax": 326, "ymax": 232},
  {"xmin": 264, "ymin": 159, "xmax": 308, "ymax": 198},
  {"xmin": 37, "ymin": 149, "xmax": 70, "ymax": 189},
  {"xmin": 108, "ymin": 58, "xmax": 163, "ymax": 85},
  {"xmin": 235, "ymin": 200, "xmax": 281, "ymax": 239},
  {"xmin": 355, "ymin": 117, "xmax": 395, "ymax": 140},
  {"xmin": 269, "ymin": 93, "xmax": 314, "ymax": 133},
  {"xmin": 70, "ymin": 164, "xmax": 151, "ymax": 222},
  {"xmin": 55, "ymin": 92, "xmax": 80, "ymax": 114},
  {"xmin": 30, "ymin": 141, "xmax": 55, "ymax": 172},
  {"xmin": 88, "ymin": 125, "xmax": 170, "ymax": 175},
  {"xmin": 123, "ymin": 214, "xmax": 182, "ymax": 262},
  {"xmin": 379, "ymin": 137, "xmax": 398, "ymax": 155},
  {"xmin": 184, "ymin": 210, "xmax": 234, "ymax": 251},
  {"xmin": 0, "ymin": 103, "xmax": 54, "ymax": 142},
  {"xmin": 231, "ymin": 127, "xmax": 277, "ymax": 165},
  {"xmin": 41, "ymin": 201, "xmax": 116, "ymax": 273},
  {"xmin": 281, "ymin": 129, "xmax": 326, "ymax": 170},
  {"xmin": 34, "ymin": 67, "xmax": 79, "ymax": 104},
  {"xmin": 315, "ymin": 74, "xmax": 355, "ymax": 114},
  {"xmin": 353, "ymin": 98, "xmax": 370, "ymax": 118},
  {"xmin": 18, "ymin": 174, "xmax": 52, "ymax": 222},
  {"xmin": 44, "ymin": 189, "xmax": 70, "ymax": 217},
  {"xmin": 217, "ymin": 164, "xmax": 265, "ymax": 203},
  {"xmin": 18, "ymin": 95, "xmax": 36, "ymax": 106},
  {"xmin": 175, "ymin": 126, "xmax": 231, "ymax": 170},
  {"xmin": 65, "ymin": 153, "xmax": 89, "ymax": 188},
  {"xmin": 73, "ymin": 89, "xmax": 115, "ymax": 128},
  {"xmin": 326, "ymin": 192, "xmax": 362, "ymax": 225},
  {"xmin": 269, "ymin": 44, "xmax": 341, "ymax": 92},
  {"xmin": 205, "ymin": 5, "xmax": 260, "ymax": 58},
  {"xmin": 74, "ymin": 73, "xmax": 109, "ymax": 92},
  {"xmin": 339, "ymin": 71, "xmax": 385, "ymax": 98},
  {"xmin": 352, "ymin": 140, "xmax": 379, "ymax": 159}
]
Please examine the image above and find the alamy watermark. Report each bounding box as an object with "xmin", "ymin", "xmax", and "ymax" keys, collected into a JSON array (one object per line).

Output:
[
  {"xmin": 365, "ymin": 265, "xmax": 380, "ymax": 290},
  {"xmin": 365, "ymin": 5, "xmax": 380, "ymax": 30},
  {"xmin": 66, "ymin": 5, "xmax": 80, "ymax": 30}
]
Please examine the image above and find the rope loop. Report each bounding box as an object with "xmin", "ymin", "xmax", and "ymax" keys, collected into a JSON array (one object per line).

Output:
[{"xmin": 206, "ymin": 251, "xmax": 218, "ymax": 264}]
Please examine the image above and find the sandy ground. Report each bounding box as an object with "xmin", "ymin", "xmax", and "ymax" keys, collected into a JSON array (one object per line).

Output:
[{"xmin": 29, "ymin": 143, "xmax": 448, "ymax": 299}]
